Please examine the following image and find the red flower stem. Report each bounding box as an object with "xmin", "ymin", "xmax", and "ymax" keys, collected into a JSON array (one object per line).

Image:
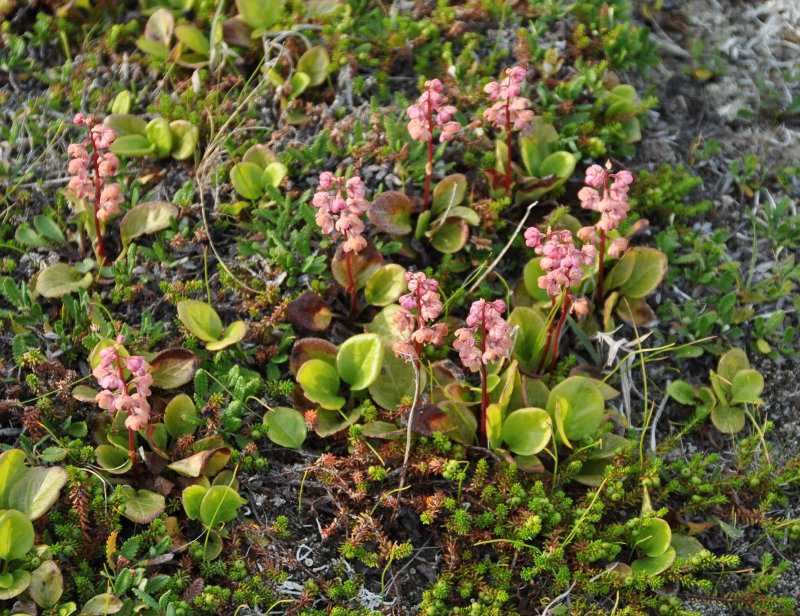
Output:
[
  {"xmin": 478, "ymin": 303, "xmax": 489, "ymax": 447},
  {"xmin": 342, "ymin": 231, "xmax": 358, "ymax": 318},
  {"xmin": 549, "ymin": 291, "xmax": 571, "ymax": 372},
  {"xmin": 504, "ymin": 99, "xmax": 512, "ymax": 196},
  {"xmin": 115, "ymin": 357, "xmax": 138, "ymax": 469},
  {"xmin": 597, "ymin": 229, "xmax": 606, "ymax": 308},
  {"xmin": 535, "ymin": 296, "xmax": 558, "ymax": 374},
  {"xmin": 423, "ymin": 94, "xmax": 434, "ymax": 211},
  {"xmin": 88, "ymin": 130, "xmax": 108, "ymax": 269}
]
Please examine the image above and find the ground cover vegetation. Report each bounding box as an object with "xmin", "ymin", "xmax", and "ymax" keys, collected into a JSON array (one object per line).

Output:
[{"xmin": 0, "ymin": 0, "xmax": 799, "ymax": 614}]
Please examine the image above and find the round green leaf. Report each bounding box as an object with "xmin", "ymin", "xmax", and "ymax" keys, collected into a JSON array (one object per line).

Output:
[
  {"xmin": 617, "ymin": 247, "xmax": 668, "ymax": 299},
  {"xmin": 297, "ymin": 45, "xmax": 330, "ymax": 85},
  {"xmin": 104, "ymin": 114, "xmax": 147, "ymax": 136},
  {"xmin": 149, "ymin": 347, "xmax": 201, "ymax": 390},
  {"xmin": 666, "ymin": 380, "xmax": 696, "ymax": 405},
  {"xmin": 522, "ymin": 257, "xmax": 552, "ymax": 303},
  {"xmin": 135, "ymin": 37, "xmax": 170, "ymax": 59},
  {"xmin": 546, "ymin": 377, "xmax": 604, "ymax": 441},
  {"xmin": 539, "ymin": 151, "xmax": 577, "ymax": 179},
  {"xmin": 263, "ymin": 407, "xmax": 307, "ymax": 449},
  {"xmin": 262, "ymin": 161, "xmax": 288, "ymax": 188},
  {"xmin": 94, "ymin": 445, "xmax": 132, "ymax": 474},
  {"xmin": 297, "ymin": 359, "xmax": 345, "ymax": 410},
  {"xmin": 365, "ymin": 304, "xmax": 403, "ymax": 345},
  {"xmin": 82, "ymin": 593, "xmax": 124, "ymax": 615},
  {"xmin": 146, "ymin": 118, "xmax": 173, "ymax": 157},
  {"xmin": 177, "ymin": 300, "xmax": 223, "ymax": 342},
  {"xmin": 164, "ymin": 393, "xmax": 198, "ymax": 439},
  {"xmin": 34, "ymin": 263, "xmax": 92, "ymax": 298},
  {"xmin": 730, "ymin": 369, "xmax": 764, "ymax": 405},
  {"xmin": 432, "ymin": 173, "xmax": 467, "ymax": 215},
  {"xmin": 169, "ymin": 120, "xmax": 199, "ymax": 161},
  {"xmin": 119, "ymin": 201, "xmax": 179, "ymax": 252},
  {"xmin": 110, "ymin": 134, "xmax": 156, "ymax": 156},
  {"xmin": 670, "ymin": 534, "xmax": 704, "ymax": 559},
  {"xmin": 430, "ymin": 216, "xmax": 469, "ymax": 253},
  {"xmin": 121, "ymin": 488, "xmax": 166, "ymax": 524},
  {"xmin": 0, "ymin": 569, "xmax": 30, "ymax": 600},
  {"xmin": 635, "ymin": 518, "xmax": 672, "ymax": 557},
  {"xmin": 365, "ymin": 264, "xmax": 407, "ymax": 307},
  {"xmin": 368, "ymin": 351, "xmax": 425, "ymax": 410},
  {"xmin": 631, "ymin": 545, "xmax": 676, "ymax": 577},
  {"xmin": 175, "ymin": 24, "xmax": 209, "ymax": 56},
  {"xmin": 242, "ymin": 144, "xmax": 278, "ymax": 169},
  {"xmin": 182, "ymin": 484, "xmax": 207, "ymax": 520},
  {"xmin": 717, "ymin": 347, "xmax": 750, "ymax": 381},
  {"xmin": 206, "ymin": 320, "xmax": 247, "ymax": 351},
  {"xmin": 110, "ymin": 91, "xmax": 132, "ymax": 115},
  {"xmin": 8, "ymin": 466, "xmax": 67, "ymax": 521},
  {"xmin": 0, "ymin": 510, "xmax": 34, "ymax": 561},
  {"xmin": 0, "ymin": 450, "xmax": 26, "ymax": 509},
  {"xmin": 337, "ymin": 333, "xmax": 385, "ymax": 391},
  {"xmin": 501, "ymin": 408, "xmax": 552, "ymax": 455},
  {"xmin": 711, "ymin": 405, "xmax": 745, "ymax": 434},
  {"xmin": 231, "ymin": 162, "xmax": 265, "ymax": 200},
  {"xmin": 289, "ymin": 71, "xmax": 311, "ymax": 99},
  {"xmin": 28, "ymin": 561, "xmax": 63, "ymax": 608},
  {"xmin": 199, "ymin": 485, "xmax": 244, "ymax": 526},
  {"xmin": 235, "ymin": 0, "xmax": 283, "ymax": 29}
]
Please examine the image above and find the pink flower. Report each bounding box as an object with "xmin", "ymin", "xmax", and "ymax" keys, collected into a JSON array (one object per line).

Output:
[
  {"xmin": 578, "ymin": 162, "xmax": 633, "ymax": 239},
  {"xmin": 454, "ymin": 299, "xmax": 513, "ymax": 372},
  {"xmin": 525, "ymin": 227, "xmax": 596, "ymax": 298},
  {"xmin": 312, "ymin": 172, "xmax": 369, "ymax": 253},
  {"xmin": 483, "ymin": 65, "xmax": 534, "ymax": 132},
  {"xmin": 406, "ymin": 80, "xmax": 461, "ymax": 144},
  {"xmin": 93, "ymin": 338, "xmax": 152, "ymax": 432},
  {"xmin": 392, "ymin": 272, "xmax": 448, "ymax": 363}
]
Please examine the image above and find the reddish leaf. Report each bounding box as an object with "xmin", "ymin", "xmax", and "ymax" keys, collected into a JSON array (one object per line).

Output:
[
  {"xmin": 149, "ymin": 348, "xmax": 201, "ymax": 389},
  {"xmin": 331, "ymin": 238, "xmax": 383, "ymax": 290},
  {"xmin": 289, "ymin": 338, "xmax": 338, "ymax": 376},
  {"xmin": 286, "ymin": 292, "xmax": 333, "ymax": 331},
  {"xmin": 367, "ymin": 191, "xmax": 413, "ymax": 235}
]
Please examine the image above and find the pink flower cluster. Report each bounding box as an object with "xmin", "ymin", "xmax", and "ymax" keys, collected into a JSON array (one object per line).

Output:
[
  {"xmin": 483, "ymin": 65, "xmax": 535, "ymax": 132},
  {"xmin": 453, "ymin": 299, "xmax": 513, "ymax": 372},
  {"xmin": 312, "ymin": 172, "xmax": 369, "ymax": 253},
  {"xmin": 392, "ymin": 272, "xmax": 448, "ymax": 362},
  {"xmin": 524, "ymin": 227, "xmax": 596, "ymax": 315},
  {"xmin": 68, "ymin": 114, "xmax": 123, "ymax": 222},
  {"xmin": 576, "ymin": 162, "xmax": 634, "ymax": 256},
  {"xmin": 406, "ymin": 79, "xmax": 461, "ymax": 143},
  {"xmin": 93, "ymin": 336, "xmax": 153, "ymax": 432}
]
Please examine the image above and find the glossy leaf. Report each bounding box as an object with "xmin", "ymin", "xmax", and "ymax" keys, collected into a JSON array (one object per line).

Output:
[
  {"xmin": 235, "ymin": 0, "xmax": 283, "ymax": 29},
  {"xmin": 711, "ymin": 405, "xmax": 745, "ymax": 434},
  {"xmin": 109, "ymin": 134, "xmax": 156, "ymax": 156},
  {"xmin": 263, "ymin": 161, "xmax": 288, "ymax": 188},
  {"xmin": 501, "ymin": 408, "xmax": 552, "ymax": 455},
  {"xmin": 296, "ymin": 45, "xmax": 330, "ymax": 85},
  {"xmin": 164, "ymin": 393, "xmax": 198, "ymax": 439},
  {"xmin": 0, "ymin": 509, "xmax": 34, "ymax": 560},
  {"xmin": 635, "ymin": 518, "xmax": 672, "ymax": 557},
  {"xmin": 331, "ymin": 238, "xmax": 383, "ymax": 290},
  {"xmin": 730, "ymin": 369, "xmax": 764, "ymax": 405},
  {"xmin": 175, "ymin": 24, "xmax": 209, "ymax": 56},
  {"xmin": 365, "ymin": 264, "xmax": 406, "ymax": 307},
  {"xmin": 169, "ymin": 120, "xmax": 199, "ymax": 160},
  {"xmin": 509, "ymin": 306, "xmax": 547, "ymax": 373},
  {"xmin": 337, "ymin": 333, "xmax": 384, "ymax": 391},
  {"xmin": 368, "ymin": 351, "xmax": 424, "ymax": 411},
  {"xmin": 168, "ymin": 448, "xmax": 231, "ymax": 477},
  {"xmin": 286, "ymin": 292, "xmax": 333, "ymax": 331},
  {"xmin": 263, "ymin": 407, "xmax": 307, "ymax": 449},
  {"xmin": 94, "ymin": 445, "xmax": 132, "ymax": 474},
  {"xmin": 146, "ymin": 118, "xmax": 173, "ymax": 157},
  {"xmin": 296, "ymin": 359, "xmax": 345, "ymax": 410},
  {"xmin": 104, "ymin": 114, "xmax": 147, "ymax": 136},
  {"xmin": 617, "ymin": 247, "xmax": 668, "ymax": 298},
  {"xmin": 8, "ymin": 466, "xmax": 67, "ymax": 521},
  {"xmin": 0, "ymin": 570, "xmax": 30, "ymax": 600},
  {"xmin": 82, "ymin": 594, "xmax": 124, "ymax": 615},
  {"xmin": 35, "ymin": 263, "xmax": 92, "ymax": 298},
  {"xmin": 177, "ymin": 300, "xmax": 223, "ymax": 342},
  {"xmin": 231, "ymin": 162, "xmax": 265, "ymax": 200},
  {"xmin": 0, "ymin": 450, "xmax": 26, "ymax": 508},
  {"xmin": 182, "ymin": 485, "xmax": 206, "ymax": 520},
  {"xmin": 149, "ymin": 348, "xmax": 201, "ymax": 389},
  {"xmin": 546, "ymin": 377, "xmax": 604, "ymax": 441},
  {"xmin": 431, "ymin": 173, "xmax": 467, "ymax": 215},
  {"xmin": 198, "ymin": 485, "xmax": 244, "ymax": 526},
  {"xmin": 430, "ymin": 216, "xmax": 469, "ymax": 253},
  {"xmin": 367, "ymin": 191, "xmax": 413, "ymax": 235},
  {"xmin": 119, "ymin": 201, "xmax": 179, "ymax": 252},
  {"xmin": 121, "ymin": 488, "xmax": 166, "ymax": 524},
  {"xmin": 28, "ymin": 560, "xmax": 63, "ymax": 608},
  {"xmin": 631, "ymin": 545, "xmax": 676, "ymax": 576},
  {"xmin": 289, "ymin": 338, "xmax": 338, "ymax": 376},
  {"xmin": 717, "ymin": 347, "xmax": 749, "ymax": 382},
  {"xmin": 205, "ymin": 320, "xmax": 247, "ymax": 351}
]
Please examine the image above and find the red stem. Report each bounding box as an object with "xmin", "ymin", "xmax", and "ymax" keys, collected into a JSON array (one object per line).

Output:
[
  {"xmin": 504, "ymin": 99, "xmax": 512, "ymax": 197},
  {"xmin": 478, "ymin": 303, "xmax": 489, "ymax": 447},
  {"xmin": 115, "ymin": 358, "xmax": 138, "ymax": 469},
  {"xmin": 597, "ymin": 229, "xmax": 606, "ymax": 308},
  {"xmin": 343, "ymin": 230, "xmax": 358, "ymax": 318},
  {"xmin": 535, "ymin": 296, "xmax": 558, "ymax": 374},
  {"xmin": 423, "ymin": 95, "xmax": 434, "ymax": 211},
  {"xmin": 88, "ymin": 130, "xmax": 108, "ymax": 269},
  {"xmin": 549, "ymin": 291, "xmax": 571, "ymax": 372}
]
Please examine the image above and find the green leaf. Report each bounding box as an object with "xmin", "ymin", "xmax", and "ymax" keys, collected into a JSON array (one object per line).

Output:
[
  {"xmin": 0, "ymin": 450, "xmax": 26, "ymax": 509},
  {"xmin": 8, "ymin": 466, "xmax": 67, "ymax": 521},
  {"xmin": 367, "ymin": 191, "xmax": 413, "ymax": 235},
  {"xmin": 717, "ymin": 347, "xmax": 750, "ymax": 381},
  {"xmin": 631, "ymin": 546, "xmax": 676, "ymax": 577},
  {"xmin": 297, "ymin": 359, "xmax": 345, "ymax": 410},
  {"xmin": 711, "ymin": 405, "xmax": 745, "ymax": 434},
  {"xmin": 635, "ymin": 518, "xmax": 672, "ymax": 557},
  {"xmin": 730, "ymin": 369, "xmax": 764, "ymax": 405},
  {"xmin": 181, "ymin": 485, "xmax": 207, "ymax": 520},
  {"xmin": 110, "ymin": 134, "xmax": 156, "ymax": 156},
  {"xmin": 522, "ymin": 257, "xmax": 552, "ymax": 303},
  {"xmin": 33, "ymin": 215, "xmax": 65, "ymax": 243},
  {"xmin": 539, "ymin": 151, "xmax": 576, "ymax": 179},
  {"xmin": 146, "ymin": 118, "xmax": 173, "ymax": 157},
  {"xmin": 94, "ymin": 445, "xmax": 132, "ymax": 474},
  {"xmin": 0, "ymin": 569, "xmax": 30, "ymax": 600},
  {"xmin": 121, "ymin": 488, "xmax": 166, "ymax": 524},
  {"xmin": 198, "ymin": 485, "xmax": 244, "ymax": 526},
  {"xmin": 617, "ymin": 247, "xmax": 668, "ymax": 299},
  {"xmin": 110, "ymin": 91, "xmax": 132, "ymax": 115},
  {"xmin": 231, "ymin": 162, "xmax": 265, "ymax": 200},
  {"xmin": 365, "ymin": 264, "xmax": 406, "ymax": 307},
  {"xmin": 167, "ymin": 448, "xmax": 231, "ymax": 477},
  {"xmin": 430, "ymin": 217, "xmax": 469, "ymax": 253},
  {"xmin": 666, "ymin": 380, "xmax": 695, "ymax": 405},
  {"xmin": 82, "ymin": 594, "xmax": 124, "ymax": 615},
  {"xmin": 546, "ymin": 377, "xmax": 604, "ymax": 441},
  {"xmin": 169, "ymin": 120, "xmax": 199, "ymax": 161},
  {"xmin": 263, "ymin": 407, "xmax": 307, "ymax": 449},
  {"xmin": 164, "ymin": 393, "xmax": 198, "ymax": 439},
  {"xmin": 670, "ymin": 534, "xmax": 703, "ymax": 559},
  {"xmin": 135, "ymin": 37, "xmax": 170, "ymax": 59},
  {"xmin": 175, "ymin": 24, "xmax": 209, "ymax": 56},
  {"xmin": 242, "ymin": 144, "xmax": 278, "ymax": 169},
  {"xmin": 296, "ymin": 45, "xmax": 330, "ymax": 86},
  {"xmin": 104, "ymin": 114, "xmax": 147, "ymax": 136},
  {"xmin": 603, "ymin": 249, "xmax": 637, "ymax": 291},
  {"xmin": 337, "ymin": 333, "xmax": 384, "ymax": 391},
  {"xmin": 235, "ymin": 0, "xmax": 283, "ymax": 29},
  {"xmin": 177, "ymin": 300, "xmax": 223, "ymax": 342},
  {"xmin": 142, "ymin": 8, "xmax": 174, "ymax": 47},
  {"xmin": 205, "ymin": 320, "xmax": 247, "ymax": 351},
  {"xmin": 431, "ymin": 173, "xmax": 467, "ymax": 215},
  {"xmin": 0, "ymin": 510, "xmax": 34, "ymax": 560},
  {"xmin": 289, "ymin": 71, "xmax": 311, "ymax": 99},
  {"xmin": 262, "ymin": 162, "xmax": 288, "ymax": 188},
  {"xmin": 14, "ymin": 226, "xmax": 47, "ymax": 247},
  {"xmin": 368, "ymin": 351, "xmax": 425, "ymax": 410},
  {"xmin": 501, "ymin": 408, "xmax": 552, "ymax": 455},
  {"xmin": 508, "ymin": 306, "xmax": 547, "ymax": 373},
  {"xmin": 28, "ymin": 561, "xmax": 63, "ymax": 608},
  {"xmin": 35, "ymin": 263, "xmax": 92, "ymax": 298},
  {"xmin": 119, "ymin": 201, "xmax": 179, "ymax": 253}
]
